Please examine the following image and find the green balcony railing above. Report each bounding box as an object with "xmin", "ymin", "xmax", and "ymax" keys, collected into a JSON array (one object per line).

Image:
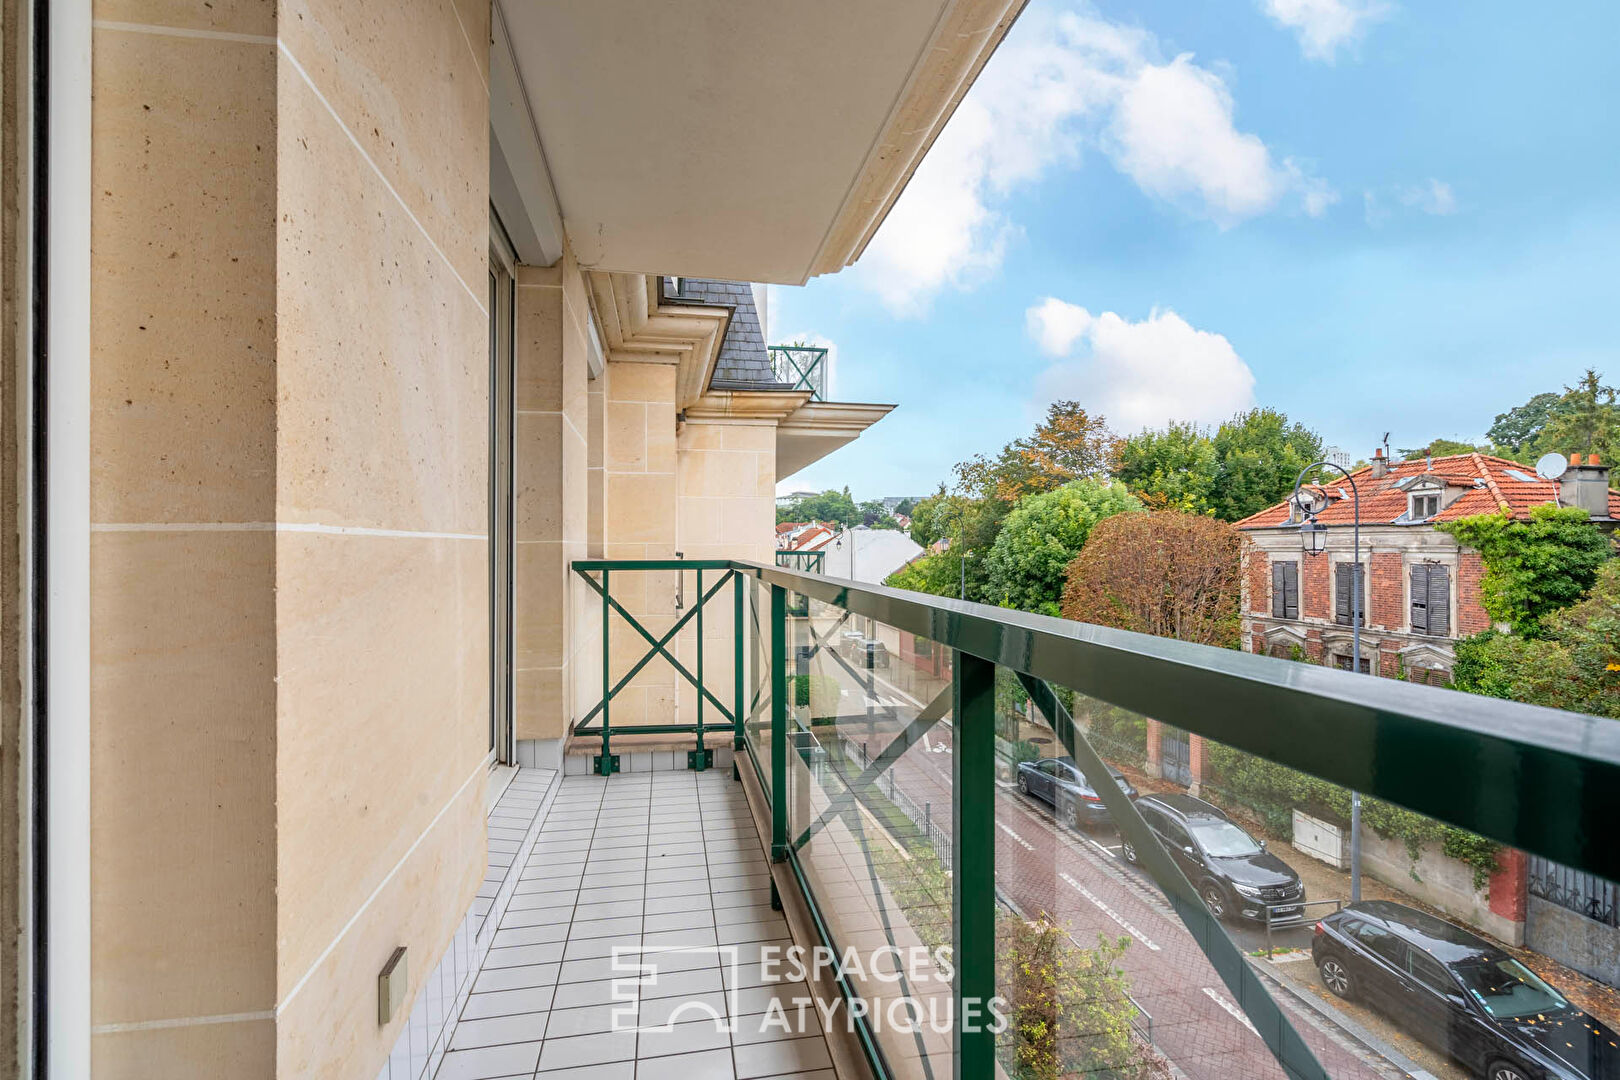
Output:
[
  {"xmin": 769, "ymin": 344, "xmax": 828, "ymax": 400},
  {"xmin": 570, "ymin": 557, "xmax": 1620, "ymax": 1080}
]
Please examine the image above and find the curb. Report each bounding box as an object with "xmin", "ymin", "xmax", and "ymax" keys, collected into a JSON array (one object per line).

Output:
[{"xmin": 1252, "ymin": 954, "xmax": 1442, "ymax": 1080}]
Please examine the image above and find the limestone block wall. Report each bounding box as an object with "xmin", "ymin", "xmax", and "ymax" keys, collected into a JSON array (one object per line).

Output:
[
  {"xmin": 512, "ymin": 255, "xmax": 590, "ymax": 745},
  {"xmin": 87, "ymin": 0, "xmax": 492, "ymax": 1075}
]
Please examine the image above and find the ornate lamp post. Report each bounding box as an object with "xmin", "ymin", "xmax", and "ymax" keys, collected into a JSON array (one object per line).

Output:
[{"xmin": 1291, "ymin": 461, "xmax": 1365, "ymax": 901}]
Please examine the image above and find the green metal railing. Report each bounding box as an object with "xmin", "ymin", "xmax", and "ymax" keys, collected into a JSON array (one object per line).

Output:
[
  {"xmin": 572, "ymin": 557, "xmax": 1620, "ymax": 1080},
  {"xmin": 775, "ymin": 548, "xmax": 826, "ymax": 573},
  {"xmin": 768, "ymin": 344, "xmax": 828, "ymax": 399}
]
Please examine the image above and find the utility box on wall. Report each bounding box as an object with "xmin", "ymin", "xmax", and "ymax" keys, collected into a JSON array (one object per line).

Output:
[{"xmin": 1292, "ymin": 809, "xmax": 1349, "ymax": 870}]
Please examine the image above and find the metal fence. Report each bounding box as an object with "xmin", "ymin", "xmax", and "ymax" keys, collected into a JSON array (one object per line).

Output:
[
  {"xmin": 1529, "ymin": 855, "xmax": 1620, "ymax": 927},
  {"xmin": 849, "ymin": 737, "xmax": 954, "ymax": 870}
]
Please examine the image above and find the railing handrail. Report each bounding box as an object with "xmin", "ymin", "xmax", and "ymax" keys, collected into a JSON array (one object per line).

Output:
[{"xmin": 572, "ymin": 557, "xmax": 1620, "ymax": 884}]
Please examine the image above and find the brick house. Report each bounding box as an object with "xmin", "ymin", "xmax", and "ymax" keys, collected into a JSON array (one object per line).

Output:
[
  {"xmin": 1162, "ymin": 449, "xmax": 1616, "ymax": 952},
  {"xmin": 1148, "ymin": 452, "xmax": 1616, "ymax": 797},
  {"xmin": 1235, "ymin": 450, "xmax": 1616, "ymax": 681}
]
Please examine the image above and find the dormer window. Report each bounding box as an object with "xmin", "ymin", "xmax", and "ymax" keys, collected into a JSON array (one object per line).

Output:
[{"xmin": 1411, "ymin": 493, "xmax": 1440, "ymax": 520}]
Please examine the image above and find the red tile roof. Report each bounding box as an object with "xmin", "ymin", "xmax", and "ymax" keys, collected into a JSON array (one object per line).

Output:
[{"xmin": 1235, "ymin": 452, "xmax": 1620, "ymax": 529}]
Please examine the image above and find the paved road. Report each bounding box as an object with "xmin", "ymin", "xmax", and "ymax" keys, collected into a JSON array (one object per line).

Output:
[{"xmin": 808, "ymin": 654, "xmax": 1415, "ymax": 1080}]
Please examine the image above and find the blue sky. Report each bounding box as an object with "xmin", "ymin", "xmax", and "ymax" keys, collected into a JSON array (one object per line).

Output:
[{"xmin": 769, "ymin": 0, "xmax": 1620, "ymax": 501}]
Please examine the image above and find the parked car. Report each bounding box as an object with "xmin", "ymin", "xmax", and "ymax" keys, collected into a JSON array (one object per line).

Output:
[
  {"xmin": 1015, "ymin": 756, "xmax": 1138, "ymax": 828},
  {"xmin": 1121, "ymin": 793, "xmax": 1305, "ymax": 923},
  {"xmin": 1313, "ymin": 901, "xmax": 1620, "ymax": 1080},
  {"xmin": 838, "ymin": 630, "xmax": 865, "ymax": 659}
]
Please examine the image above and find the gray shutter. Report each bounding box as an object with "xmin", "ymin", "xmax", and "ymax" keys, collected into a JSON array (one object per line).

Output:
[
  {"xmin": 1427, "ymin": 565, "xmax": 1450, "ymax": 637},
  {"xmin": 1272, "ymin": 561, "xmax": 1286, "ymax": 618},
  {"xmin": 1284, "ymin": 564, "xmax": 1300, "ymax": 619},
  {"xmin": 1410, "ymin": 563, "xmax": 1429, "ymax": 634},
  {"xmin": 1335, "ymin": 564, "xmax": 1350, "ymax": 625}
]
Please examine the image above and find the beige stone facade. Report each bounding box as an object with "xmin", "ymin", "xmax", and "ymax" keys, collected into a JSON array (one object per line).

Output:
[{"xmin": 2, "ymin": 0, "xmax": 1028, "ymax": 1074}]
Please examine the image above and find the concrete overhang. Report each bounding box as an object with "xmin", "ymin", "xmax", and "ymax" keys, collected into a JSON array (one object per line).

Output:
[
  {"xmin": 776, "ymin": 402, "xmax": 896, "ymax": 479},
  {"xmin": 498, "ymin": 0, "xmax": 1029, "ymax": 284}
]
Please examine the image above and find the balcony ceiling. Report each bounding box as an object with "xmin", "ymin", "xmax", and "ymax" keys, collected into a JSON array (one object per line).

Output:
[{"xmin": 499, "ymin": 0, "xmax": 1027, "ymax": 284}]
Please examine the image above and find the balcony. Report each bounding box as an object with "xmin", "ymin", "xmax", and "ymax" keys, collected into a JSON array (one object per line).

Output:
[
  {"xmin": 426, "ymin": 558, "xmax": 1620, "ymax": 1080},
  {"xmin": 769, "ymin": 346, "xmax": 830, "ymax": 401}
]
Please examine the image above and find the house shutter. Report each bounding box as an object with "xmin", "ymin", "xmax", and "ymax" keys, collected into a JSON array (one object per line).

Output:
[
  {"xmin": 1336, "ymin": 563, "xmax": 1363, "ymax": 626},
  {"xmin": 1410, "ymin": 563, "xmax": 1429, "ymax": 634},
  {"xmin": 1426, "ymin": 564, "xmax": 1450, "ymax": 637},
  {"xmin": 1284, "ymin": 563, "xmax": 1299, "ymax": 619},
  {"xmin": 1272, "ymin": 562, "xmax": 1286, "ymax": 618}
]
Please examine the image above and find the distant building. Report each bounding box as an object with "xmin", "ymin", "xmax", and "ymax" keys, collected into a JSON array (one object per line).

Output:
[
  {"xmin": 1322, "ymin": 445, "xmax": 1352, "ymax": 469},
  {"xmin": 815, "ymin": 527, "xmax": 924, "ymax": 585}
]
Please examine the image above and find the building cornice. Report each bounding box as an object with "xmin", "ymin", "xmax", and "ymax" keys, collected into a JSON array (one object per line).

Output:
[
  {"xmin": 585, "ymin": 271, "xmax": 729, "ymax": 410},
  {"xmin": 683, "ymin": 390, "xmax": 813, "ymax": 424}
]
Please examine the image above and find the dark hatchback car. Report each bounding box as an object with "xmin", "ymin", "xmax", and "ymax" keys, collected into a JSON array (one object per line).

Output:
[
  {"xmin": 1122, "ymin": 793, "xmax": 1305, "ymax": 923},
  {"xmin": 1015, "ymin": 756, "xmax": 1137, "ymax": 828},
  {"xmin": 1315, "ymin": 901, "xmax": 1620, "ymax": 1080}
]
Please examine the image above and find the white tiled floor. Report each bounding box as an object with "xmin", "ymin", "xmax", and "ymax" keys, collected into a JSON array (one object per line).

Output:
[{"xmin": 433, "ymin": 769, "xmax": 840, "ymax": 1080}]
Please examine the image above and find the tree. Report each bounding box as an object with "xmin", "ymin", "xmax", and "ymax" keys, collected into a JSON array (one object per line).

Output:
[
  {"xmin": 908, "ymin": 486, "xmax": 955, "ymax": 547},
  {"xmin": 996, "ymin": 917, "xmax": 1167, "ymax": 1080},
  {"xmin": 1452, "ymin": 561, "xmax": 1620, "ymax": 719},
  {"xmin": 983, "ymin": 480, "xmax": 1141, "ymax": 616},
  {"xmin": 960, "ymin": 401, "xmax": 1120, "ymax": 503},
  {"xmin": 1210, "ymin": 409, "xmax": 1324, "ymax": 522},
  {"xmin": 1436, "ymin": 506, "xmax": 1613, "ymax": 636},
  {"xmin": 1539, "ymin": 369, "xmax": 1620, "ymax": 463},
  {"xmin": 1060, "ymin": 512, "xmax": 1243, "ymax": 647},
  {"xmin": 1114, "ymin": 423, "xmax": 1219, "ymax": 514},
  {"xmin": 1487, "ymin": 391, "xmax": 1564, "ymax": 456},
  {"xmin": 885, "ymin": 552, "xmax": 963, "ymax": 598},
  {"xmin": 857, "ymin": 499, "xmax": 899, "ymax": 529},
  {"xmin": 776, "ymin": 487, "xmax": 859, "ymax": 527},
  {"xmin": 894, "ymin": 497, "xmax": 916, "ymax": 517},
  {"xmin": 1397, "ymin": 438, "xmax": 1481, "ymax": 459}
]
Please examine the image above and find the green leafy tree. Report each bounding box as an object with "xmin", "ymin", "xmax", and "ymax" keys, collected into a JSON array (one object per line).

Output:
[
  {"xmin": 1453, "ymin": 561, "xmax": 1620, "ymax": 719},
  {"xmin": 907, "ymin": 486, "xmax": 954, "ymax": 547},
  {"xmin": 894, "ymin": 497, "xmax": 916, "ymax": 517},
  {"xmin": 1487, "ymin": 391, "xmax": 1564, "ymax": 456},
  {"xmin": 984, "ymin": 480, "xmax": 1141, "ymax": 616},
  {"xmin": 857, "ymin": 499, "xmax": 900, "ymax": 529},
  {"xmin": 885, "ymin": 552, "xmax": 964, "ymax": 598},
  {"xmin": 1210, "ymin": 408, "xmax": 1325, "ymax": 522},
  {"xmin": 1436, "ymin": 506, "xmax": 1612, "ymax": 636},
  {"xmin": 776, "ymin": 487, "xmax": 859, "ymax": 527},
  {"xmin": 1397, "ymin": 438, "xmax": 1482, "ymax": 459},
  {"xmin": 1539, "ymin": 369, "xmax": 1620, "ymax": 463},
  {"xmin": 1114, "ymin": 422, "xmax": 1219, "ymax": 514}
]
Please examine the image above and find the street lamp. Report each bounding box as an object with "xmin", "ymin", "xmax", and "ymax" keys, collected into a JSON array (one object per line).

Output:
[{"xmin": 1290, "ymin": 461, "xmax": 1365, "ymax": 902}]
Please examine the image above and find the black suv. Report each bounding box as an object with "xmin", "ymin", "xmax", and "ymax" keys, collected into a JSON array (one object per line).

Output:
[
  {"xmin": 1015, "ymin": 756, "xmax": 1138, "ymax": 828},
  {"xmin": 1123, "ymin": 793, "xmax": 1305, "ymax": 923},
  {"xmin": 1314, "ymin": 901, "xmax": 1620, "ymax": 1080}
]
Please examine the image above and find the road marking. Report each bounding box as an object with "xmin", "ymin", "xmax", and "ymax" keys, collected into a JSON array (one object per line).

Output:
[
  {"xmin": 998, "ymin": 822, "xmax": 1035, "ymax": 851},
  {"xmin": 1081, "ymin": 835, "xmax": 1119, "ymax": 859},
  {"xmin": 1201, "ymin": 987, "xmax": 1258, "ymax": 1035},
  {"xmin": 1059, "ymin": 873, "xmax": 1161, "ymax": 951}
]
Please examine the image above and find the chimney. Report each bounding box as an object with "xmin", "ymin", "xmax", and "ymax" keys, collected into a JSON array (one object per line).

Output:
[
  {"xmin": 1370, "ymin": 448, "xmax": 1389, "ymax": 479},
  {"xmin": 1560, "ymin": 453, "xmax": 1612, "ymax": 519}
]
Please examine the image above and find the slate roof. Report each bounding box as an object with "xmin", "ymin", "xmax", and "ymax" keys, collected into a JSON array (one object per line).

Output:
[
  {"xmin": 665, "ymin": 277, "xmax": 789, "ymax": 390},
  {"xmin": 1235, "ymin": 452, "xmax": 1620, "ymax": 529}
]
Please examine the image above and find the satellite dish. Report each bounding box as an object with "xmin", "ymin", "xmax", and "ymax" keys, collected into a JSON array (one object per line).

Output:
[{"xmin": 1535, "ymin": 452, "xmax": 1569, "ymax": 481}]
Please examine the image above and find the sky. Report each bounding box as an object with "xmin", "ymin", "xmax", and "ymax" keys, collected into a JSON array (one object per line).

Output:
[{"xmin": 769, "ymin": 0, "xmax": 1620, "ymax": 501}]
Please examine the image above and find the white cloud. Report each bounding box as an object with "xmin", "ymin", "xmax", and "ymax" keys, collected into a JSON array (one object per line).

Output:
[
  {"xmin": 1364, "ymin": 178, "xmax": 1457, "ymax": 226},
  {"xmin": 856, "ymin": 9, "xmax": 1335, "ymax": 315},
  {"xmin": 1026, "ymin": 298, "xmax": 1256, "ymax": 430},
  {"xmin": 1398, "ymin": 178, "xmax": 1457, "ymax": 215},
  {"xmin": 1261, "ymin": 0, "xmax": 1391, "ymax": 62}
]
